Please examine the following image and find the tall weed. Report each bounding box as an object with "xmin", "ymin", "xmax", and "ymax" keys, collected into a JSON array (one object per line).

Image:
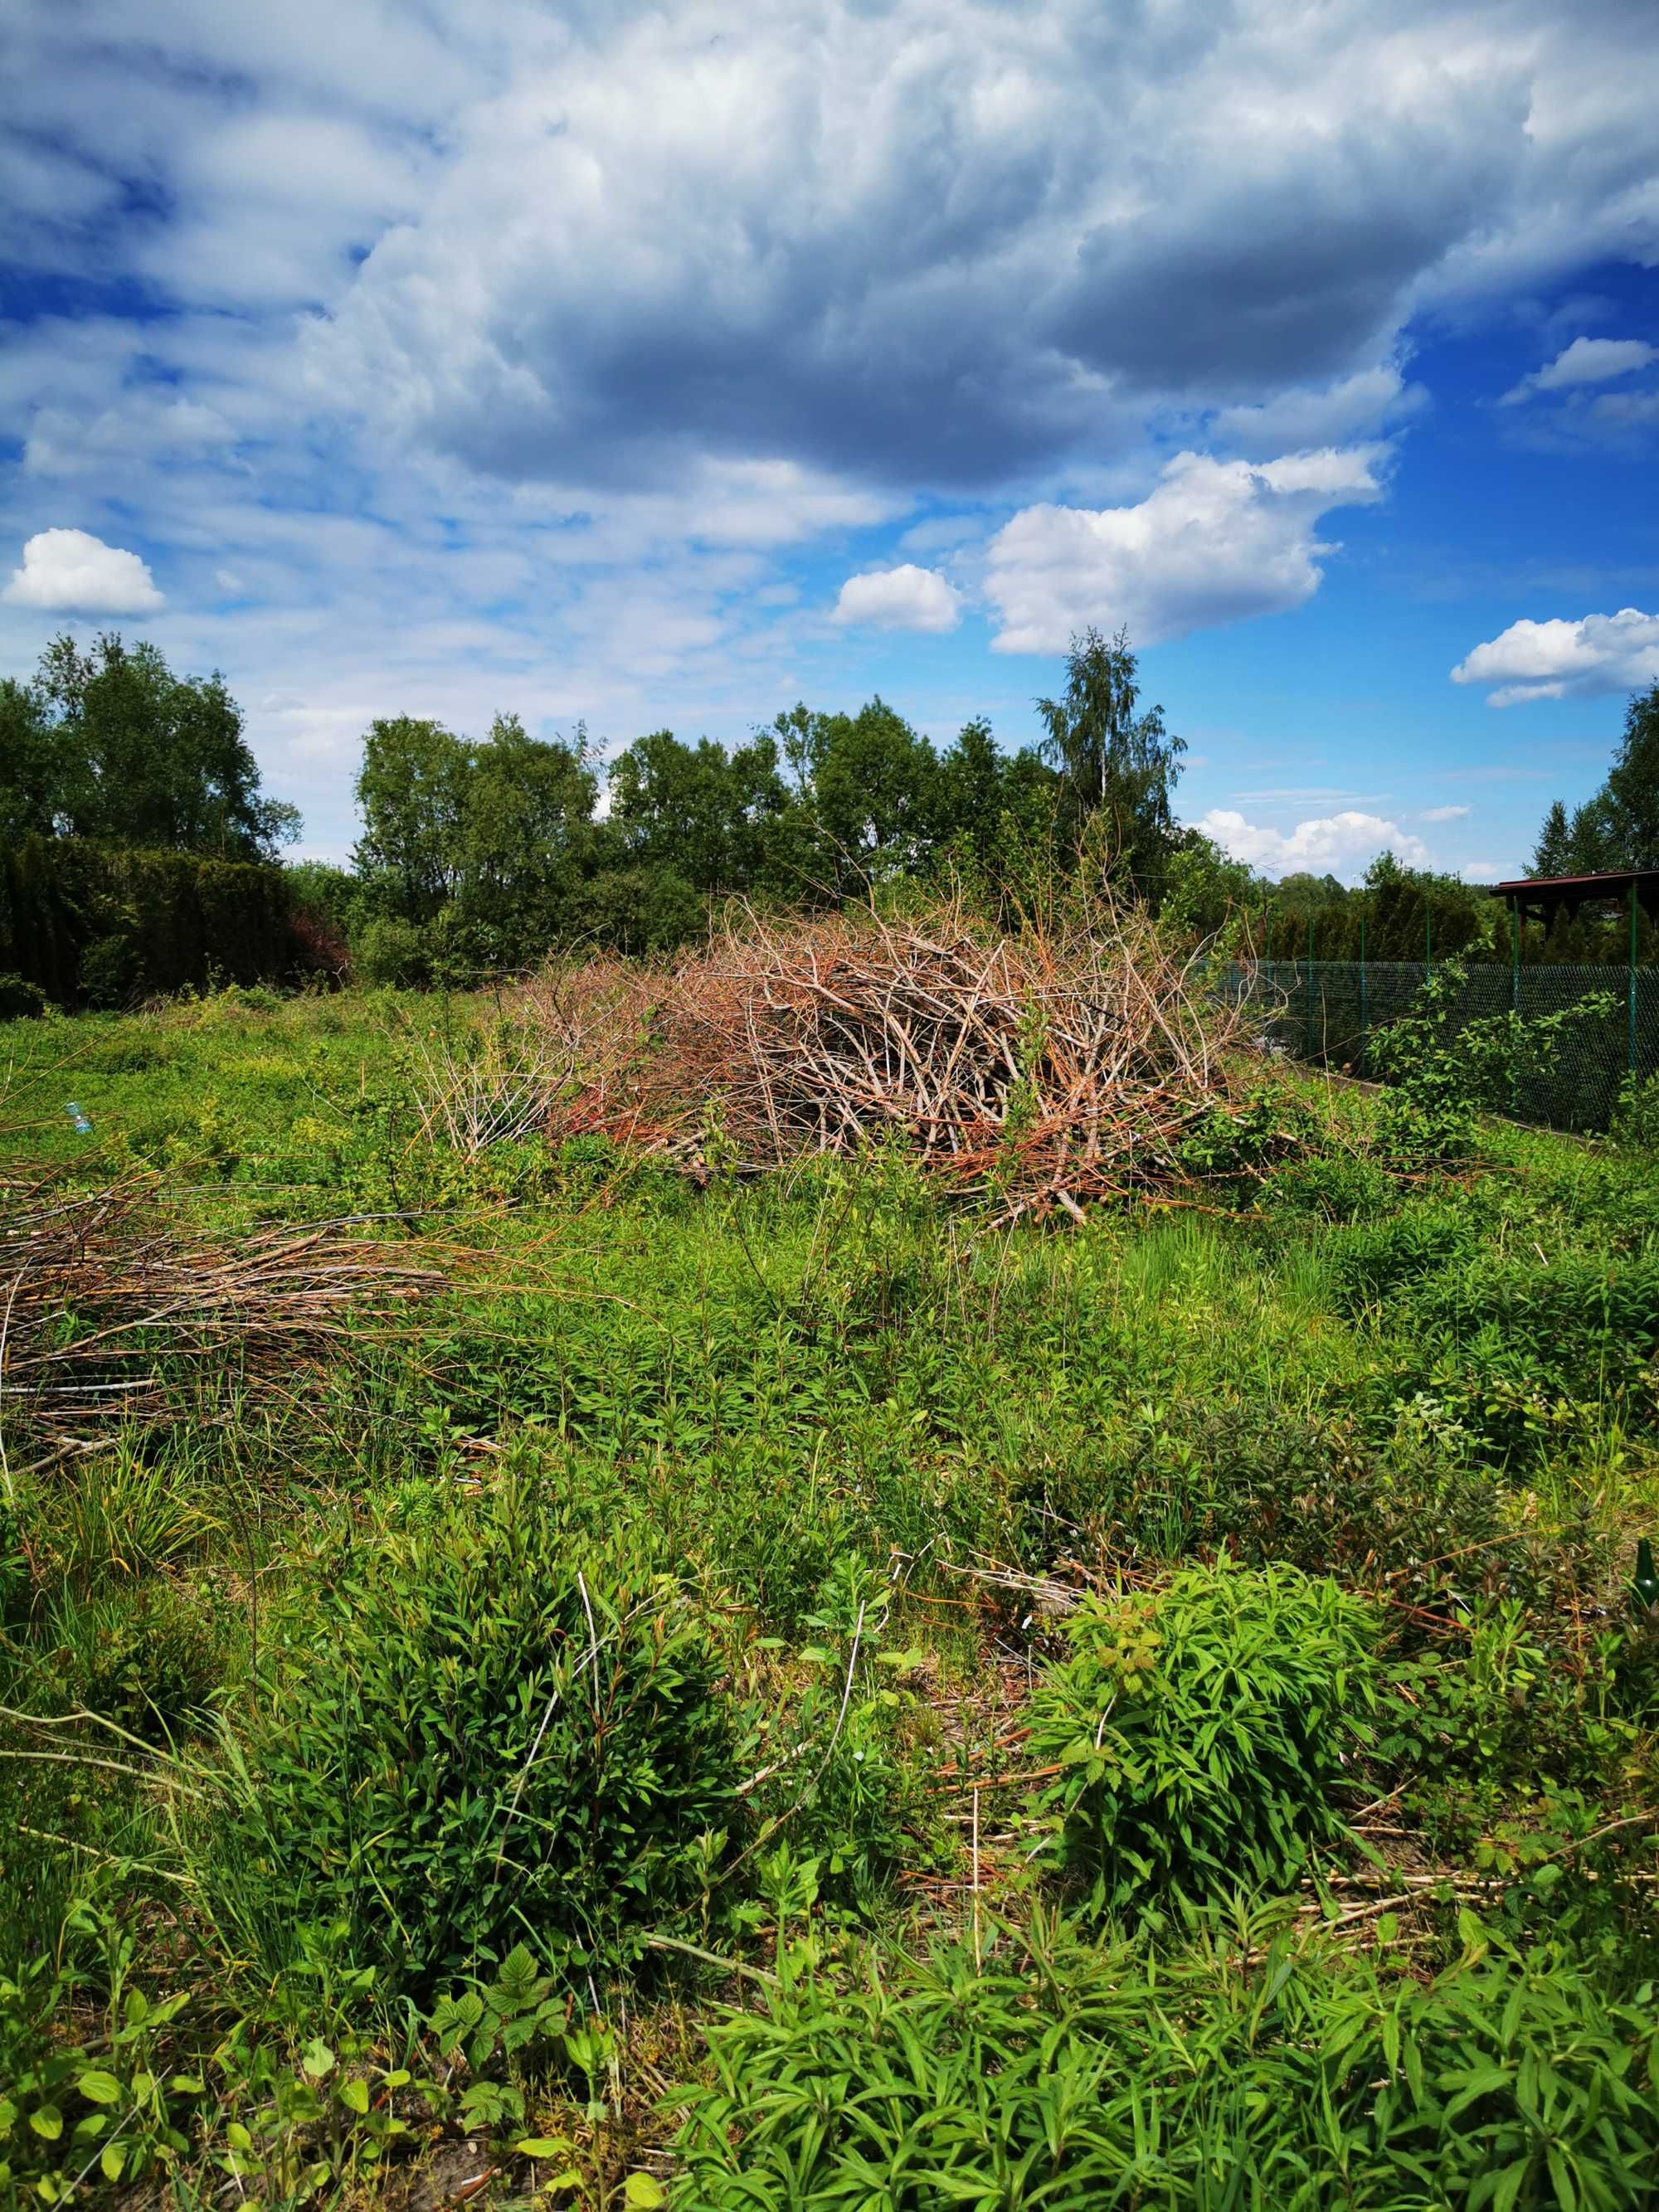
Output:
[{"xmin": 1027, "ymin": 1558, "xmax": 1377, "ymax": 1923}]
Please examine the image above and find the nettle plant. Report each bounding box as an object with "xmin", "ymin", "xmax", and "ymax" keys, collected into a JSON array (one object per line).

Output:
[
  {"xmin": 203, "ymin": 1485, "xmax": 745, "ymax": 1996},
  {"xmin": 1027, "ymin": 1557, "xmax": 1378, "ymax": 1925}
]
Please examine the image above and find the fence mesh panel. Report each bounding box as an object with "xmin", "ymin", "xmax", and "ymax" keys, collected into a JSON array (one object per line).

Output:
[{"xmin": 1224, "ymin": 961, "xmax": 1659, "ymax": 1132}]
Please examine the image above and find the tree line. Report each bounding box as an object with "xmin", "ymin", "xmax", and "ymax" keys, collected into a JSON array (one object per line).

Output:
[
  {"xmin": 287, "ymin": 626, "xmax": 1203, "ymax": 983},
  {"xmin": 4, "ymin": 627, "xmax": 1657, "ymax": 1006}
]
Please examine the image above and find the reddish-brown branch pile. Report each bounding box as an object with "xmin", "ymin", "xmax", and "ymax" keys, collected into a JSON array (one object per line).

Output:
[{"xmin": 522, "ymin": 900, "xmax": 1258, "ymax": 1219}]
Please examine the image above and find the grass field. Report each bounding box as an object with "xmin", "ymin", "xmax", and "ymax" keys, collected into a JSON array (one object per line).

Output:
[{"xmin": 3, "ymin": 981, "xmax": 1658, "ymax": 2208}]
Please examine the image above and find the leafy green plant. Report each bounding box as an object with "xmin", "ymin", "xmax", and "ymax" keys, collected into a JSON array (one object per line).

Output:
[
  {"xmin": 45, "ymin": 1579, "xmax": 223, "ymax": 1743},
  {"xmin": 1260, "ymin": 1149, "xmax": 1392, "ymax": 1223},
  {"xmin": 676, "ymin": 1911, "xmax": 1659, "ymax": 2210},
  {"xmin": 0, "ymin": 971, "xmax": 50, "ymax": 1020},
  {"xmin": 200, "ymin": 1484, "xmax": 746, "ymax": 1995},
  {"xmin": 0, "ymin": 1908, "xmax": 207, "ymax": 2204},
  {"xmin": 752, "ymin": 1554, "xmax": 938, "ymax": 1910},
  {"xmin": 1369, "ymin": 964, "xmax": 1618, "ymax": 1161},
  {"xmin": 1026, "ymin": 1558, "xmax": 1378, "ymax": 1923},
  {"xmin": 1611, "ymin": 1069, "xmax": 1659, "ymax": 1153},
  {"xmin": 1175, "ymin": 1083, "xmax": 1317, "ymax": 1183}
]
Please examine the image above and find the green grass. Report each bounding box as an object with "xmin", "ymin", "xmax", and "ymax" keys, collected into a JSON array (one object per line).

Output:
[{"xmin": 2, "ymin": 984, "xmax": 1657, "ymax": 2207}]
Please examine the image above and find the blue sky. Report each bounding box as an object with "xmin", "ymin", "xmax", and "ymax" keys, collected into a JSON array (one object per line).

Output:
[{"xmin": 2, "ymin": 0, "xmax": 1657, "ymax": 877}]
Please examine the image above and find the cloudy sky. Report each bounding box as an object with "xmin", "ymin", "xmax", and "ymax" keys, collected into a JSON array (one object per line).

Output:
[{"xmin": 3, "ymin": 0, "xmax": 1657, "ymax": 877}]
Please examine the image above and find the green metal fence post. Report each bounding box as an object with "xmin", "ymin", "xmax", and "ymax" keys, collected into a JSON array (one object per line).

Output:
[
  {"xmin": 1358, "ymin": 913, "xmax": 1368, "ymax": 1073},
  {"xmin": 1306, "ymin": 917, "xmax": 1315, "ymax": 1061},
  {"xmin": 1425, "ymin": 902, "xmax": 1433, "ymax": 981},
  {"xmin": 1632, "ymin": 879, "xmax": 1641, "ymax": 1080},
  {"xmin": 1511, "ymin": 895, "xmax": 1520, "ymax": 1117}
]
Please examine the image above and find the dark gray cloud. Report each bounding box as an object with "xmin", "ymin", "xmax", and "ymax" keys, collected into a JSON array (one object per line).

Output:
[
  {"xmin": 308, "ymin": 0, "xmax": 1659, "ymax": 490},
  {"xmin": 5, "ymin": 0, "xmax": 1657, "ymax": 499}
]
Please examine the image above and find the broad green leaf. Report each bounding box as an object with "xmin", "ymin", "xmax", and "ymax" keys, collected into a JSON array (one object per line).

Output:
[{"xmin": 76, "ymin": 2071, "xmax": 122, "ymax": 2107}]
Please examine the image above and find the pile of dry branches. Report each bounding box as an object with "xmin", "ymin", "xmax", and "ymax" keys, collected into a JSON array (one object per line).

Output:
[
  {"xmin": 519, "ymin": 899, "xmax": 1258, "ymax": 1220},
  {"xmin": 0, "ymin": 1170, "xmax": 444, "ymax": 1483},
  {"xmin": 411, "ymin": 963, "xmax": 659, "ymax": 1159}
]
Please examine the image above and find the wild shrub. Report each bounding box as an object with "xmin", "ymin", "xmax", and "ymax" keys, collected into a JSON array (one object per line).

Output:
[
  {"xmin": 1379, "ymin": 1602, "xmax": 1640, "ymax": 1844},
  {"xmin": 676, "ymin": 1913, "xmax": 1659, "ymax": 2210},
  {"xmin": 0, "ymin": 970, "xmax": 49, "ymax": 1019},
  {"xmin": 1073, "ymin": 1400, "xmax": 1550, "ymax": 1614},
  {"xmin": 1174, "ymin": 1083, "xmax": 1318, "ymax": 1184},
  {"xmin": 1323, "ymin": 1204, "xmax": 1480, "ymax": 1313},
  {"xmin": 202, "ymin": 1485, "xmax": 744, "ymax": 1996},
  {"xmin": 1359, "ymin": 1243, "xmax": 1659, "ymax": 1471},
  {"xmin": 1026, "ymin": 1558, "xmax": 1377, "ymax": 1923},
  {"xmin": 1369, "ymin": 963, "xmax": 1618, "ymax": 1162}
]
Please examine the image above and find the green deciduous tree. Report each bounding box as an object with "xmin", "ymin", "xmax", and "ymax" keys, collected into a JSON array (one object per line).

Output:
[
  {"xmin": 353, "ymin": 717, "xmax": 472, "ymax": 923},
  {"xmin": 0, "ymin": 678, "xmax": 57, "ymax": 841},
  {"xmin": 1035, "ymin": 627, "xmax": 1185, "ymax": 897},
  {"xmin": 354, "ymin": 713, "xmax": 598, "ymax": 972},
  {"xmin": 810, "ymin": 698, "xmax": 943, "ymax": 892},
  {"xmin": 1530, "ymin": 681, "xmax": 1659, "ymax": 877},
  {"xmin": 1604, "ymin": 680, "xmax": 1659, "ymax": 868},
  {"xmin": 29, "ymin": 633, "xmax": 299, "ymax": 858}
]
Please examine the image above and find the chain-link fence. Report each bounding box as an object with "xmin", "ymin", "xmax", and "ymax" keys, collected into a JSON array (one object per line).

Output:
[{"xmin": 1225, "ymin": 960, "xmax": 1659, "ymax": 1132}]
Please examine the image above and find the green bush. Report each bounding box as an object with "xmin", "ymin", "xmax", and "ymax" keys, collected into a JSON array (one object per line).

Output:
[
  {"xmin": 0, "ymin": 834, "xmax": 295, "ymax": 1005},
  {"xmin": 1378, "ymin": 1600, "xmax": 1636, "ymax": 1852},
  {"xmin": 676, "ymin": 1914, "xmax": 1659, "ymax": 2210},
  {"xmin": 353, "ymin": 914, "xmax": 430, "ymax": 988},
  {"xmin": 1259, "ymin": 1150, "xmax": 1392, "ymax": 1223},
  {"xmin": 0, "ymin": 970, "xmax": 49, "ymax": 1019},
  {"xmin": 757, "ymin": 1555, "xmax": 939, "ymax": 1909},
  {"xmin": 1369, "ymin": 963, "xmax": 1618, "ymax": 1161},
  {"xmin": 77, "ymin": 931, "xmax": 140, "ymax": 1009},
  {"xmin": 1026, "ymin": 1558, "xmax": 1377, "ymax": 1923},
  {"xmin": 202, "ymin": 1486, "xmax": 744, "ymax": 1995}
]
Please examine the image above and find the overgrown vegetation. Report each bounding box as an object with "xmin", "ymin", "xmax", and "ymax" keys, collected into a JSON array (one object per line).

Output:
[{"xmin": 1, "ymin": 926, "xmax": 1656, "ymax": 2206}]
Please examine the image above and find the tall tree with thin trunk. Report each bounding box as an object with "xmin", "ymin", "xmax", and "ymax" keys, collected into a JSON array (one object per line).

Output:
[{"xmin": 1035, "ymin": 626, "xmax": 1185, "ymax": 897}]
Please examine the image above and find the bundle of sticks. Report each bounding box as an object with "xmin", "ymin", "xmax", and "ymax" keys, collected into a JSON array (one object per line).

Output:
[
  {"xmin": 0, "ymin": 1170, "xmax": 443, "ymax": 1475},
  {"xmin": 526, "ymin": 898, "xmax": 1258, "ymax": 1219}
]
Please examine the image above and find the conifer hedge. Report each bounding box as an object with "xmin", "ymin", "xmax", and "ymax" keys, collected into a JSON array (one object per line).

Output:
[{"xmin": 0, "ymin": 835, "xmax": 299, "ymax": 1009}]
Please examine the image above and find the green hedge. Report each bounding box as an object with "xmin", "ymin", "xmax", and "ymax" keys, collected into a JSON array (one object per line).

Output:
[{"xmin": 0, "ymin": 836, "xmax": 299, "ymax": 1009}]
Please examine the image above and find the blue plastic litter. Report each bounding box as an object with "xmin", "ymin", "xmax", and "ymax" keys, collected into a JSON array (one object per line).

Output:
[{"xmin": 65, "ymin": 1101, "xmax": 92, "ymax": 1135}]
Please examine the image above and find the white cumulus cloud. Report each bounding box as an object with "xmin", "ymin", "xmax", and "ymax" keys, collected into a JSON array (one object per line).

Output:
[
  {"xmin": 1210, "ymin": 364, "xmax": 1426, "ymax": 458},
  {"xmin": 1501, "ymin": 335, "xmax": 1658, "ymax": 405},
  {"xmin": 832, "ymin": 563, "xmax": 961, "ymax": 633},
  {"xmin": 1418, "ymin": 804, "xmax": 1471, "ymax": 822},
  {"xmin": 1450, "ymin": 607, "xmax": 1659, "ymax": 703},
  {"xmin": 1197, "ymin": 807, "xmax": 1429, "ymax": 878},
  {"xmin": 985, "ymin": 447, "xmax": 1383, "ymax": 654},
  {"xmin": 3, "ymin": 527, "xmax": 163, "ymax": 614}
]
